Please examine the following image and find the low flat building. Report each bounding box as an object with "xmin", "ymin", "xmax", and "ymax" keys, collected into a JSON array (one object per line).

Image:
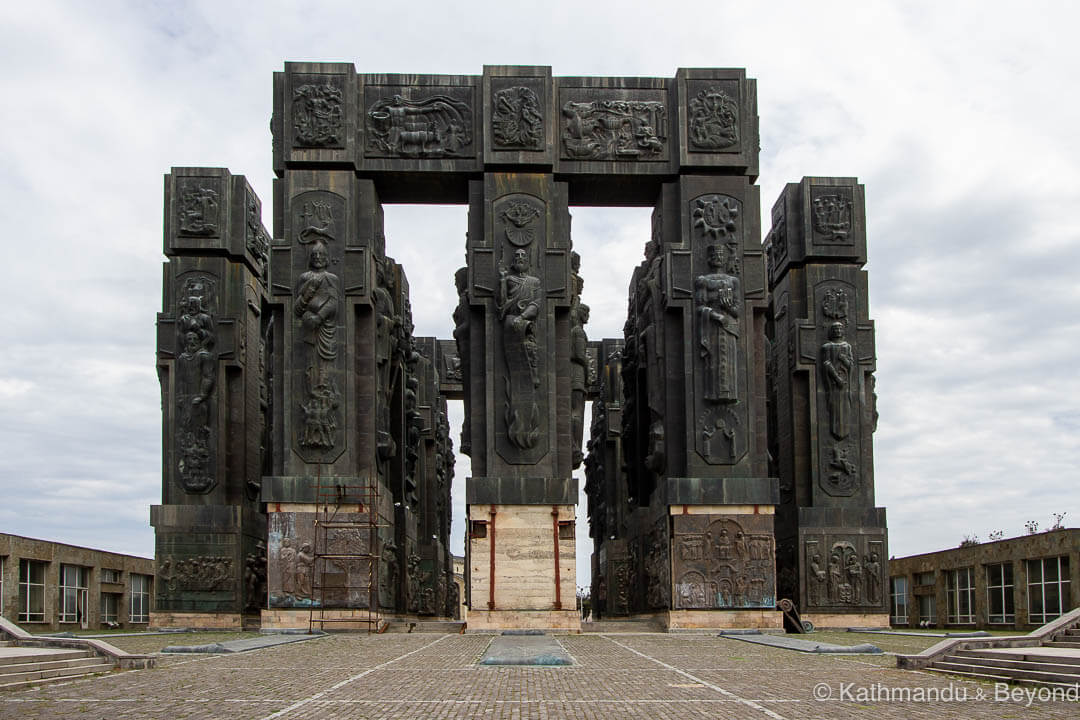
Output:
[
  {"xmin": 888, "ymin": 528, "xmax": 1078, "ymax": 631},
  {"xmin": 0, "ymin": 533, "xmax": 154, "ymax": 632}
]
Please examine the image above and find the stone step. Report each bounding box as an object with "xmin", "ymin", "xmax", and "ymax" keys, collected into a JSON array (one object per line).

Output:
[
  {"xmin": 925, "ymin": 666, "xmax": 1080, "ymax": 691},
  {"xmin": 1062, "ymin": 628, "xmax": 1080, "ymax": 636},
  {"xmin": 944, "ymin": 655, "xmax": 1080, "ymax": 681},
  {"xmin": 0, "ymin": 656, "xmax": 111, "ymax": 678},
  {"xmin": 1044, "ymin": 641, "xmax": 1080, "ymax": 649},
  {"xmin": 956, "ymin": 649, "xmax": 1080, "ymax": 666},
  {"xmin": 0, "ymin": 649, "xmax": 90, "ymax": 667},
  {"xmin": 581, "ymin": 620, "xmax": 663, "ymax": 633},
  {"xmin": 382, "ymin": 621, "xmax": 465, "ymax": 633},
  {"xmin": 924, "ymin": 666, "xmax": 1012, "ymax": 683},
  {"xmin": 0, "ymin": 660, "xmax": 113, "ymax": 689},
  {"xmin": 933, "ymin": 659, "xmax": 1080, "ymax": 686}
]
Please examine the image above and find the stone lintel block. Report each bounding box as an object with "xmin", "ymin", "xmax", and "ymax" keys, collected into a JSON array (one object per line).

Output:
[
  {"xmin": 274, "ymin": 62, "xmax": 359, "ymax": 173},
  {"xmin": 483, "ymin": 65, "xmax": 554, "ymax": 168},
  {"xmin": 261, "ymin": 475, "xmax": 374, "ymax": 505},
  {"xmin": 164, "ymin": 168, "xmax": 270, "ymax": 278},
  {"xmin": 675, "ymin": 68, "xmax": 759, "ymax": 177},
  {"xmin": 359, "ymin": 72, "xmax": 482, "ymax": 179},
  {"xmin": 664, "ymin": 477, "xmax": 779, "ymax": 506},
  {"xmin": 555, "ymin": 74, "xmax": 675, "ymax": 177},
  {"xmin": 767, "ymin": 176, "xmax": 867, "ymax": 286},
  {"xmin": 466, "ymin": 477, "xmax": 578, "ymax": 506}
]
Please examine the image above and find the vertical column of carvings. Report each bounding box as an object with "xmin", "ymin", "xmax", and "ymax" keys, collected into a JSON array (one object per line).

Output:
[
  {"xmin": 765, "ymin": 177, "xmax": 886, "ymax": 616},
  {"xmin": 465, "ymin": 173, "xmax": 572, "ymax": 480},
  {"xmin": 154, "ymin": 167, "xmax": 270, "ymax": 618},
  {"xmin": 655, "ymin": 175, "xmax": 767, "ymax": 482}
]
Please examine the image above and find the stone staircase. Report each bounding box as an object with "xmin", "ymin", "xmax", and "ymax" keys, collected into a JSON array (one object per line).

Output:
[
  {"xmin": 926, "ymin": 646, "xmax": 1080, "ymax": 688},
  {"xmin": 899, "ymin": 609, "xmax": 1080, "ymax": 689},
  {"xmin": 0, "ymin": 616, "xmax": 153, "ymax": 691},
  {"xmin": 0, "ymin": 645, "xmax": 114, "ymax": 691}
]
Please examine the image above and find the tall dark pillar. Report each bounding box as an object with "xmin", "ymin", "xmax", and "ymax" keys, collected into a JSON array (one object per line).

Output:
[
  {"xmin": 463, "ymin": 170, "xmax": 581, "ymax": 630},
  {"xmin": 766, "ymin": 177, "xmax": 887, "ymax": 626},
  {"xmin": 152, "ymin": 167, "xmax": 270, "ymax": 628}
]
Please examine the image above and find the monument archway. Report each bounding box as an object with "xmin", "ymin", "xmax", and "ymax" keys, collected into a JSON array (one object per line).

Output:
[{"xmin": 152, "ymin": 63, "xmax": 887, "ymax": 633}]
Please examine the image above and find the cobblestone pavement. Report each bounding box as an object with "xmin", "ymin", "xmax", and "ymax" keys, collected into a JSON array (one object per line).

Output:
[{"xmin": 2, "ymin": 632, "xmax": 1076, "ymax": 719}]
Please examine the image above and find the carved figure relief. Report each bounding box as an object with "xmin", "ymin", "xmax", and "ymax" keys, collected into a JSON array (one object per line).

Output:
[
  {"xmin": 244, "ymin": 541, "xmax": 267, "ymax": 612},
  {"xmin": 159, "ymin": 554, "xmax": 234, "ymax": 592},
  {"xmin": 673, "ymin": 517, "xmax": 775, "ymax": 609},
  {"xmin": 688, "ymin": 86, "xmax": 739, "ymax": 150},
  {"xmin": 492, "ymin": 86, "xmax": 543, "ymax": 149},
  {"xmin": 292, "ymin": 82, "xmax": 344, "ymax": 147},
  {"xmin": 245, "ymin": 192, "xmax": 270, "ymax": 278},
  {"xmin": 695, "ymin": 243, "xmax": 741, "ymax": 402},
  {"xmin": 295, "ymin": 239, "xmax": 341, "ymax": 450},
  {"xmin": 373, "ymin": 260, "xmax": 399, "ymax": 468},
  {"xmin": 406, "ymin": 553, "xmax": 421, "ymax": 613},
  {"xmin": 644, "ymin": 525, "xmax": 670, "ymax": 608},
  {"xmin": 367, "ymin": 94, "xmax": 472, "ymax": 158},
  {"xmin": 451, "ymin": 267, "xmax": 470, "ymax": 455},
  {"xmin": 804, "ymin": 537, "xmax": 885, "ymax": 609},
  {"xmin": 826, "ymin": 441, "xmax": 858, "ymax": 495},
  {"xmin": 821, "ymin": 322, "xmax": 854, "ymax": 439},
  {"xmin": 177, "ymin": 184, "xmax": 220, "ymax": 237},
  {"xmin": 497, "ymin": 247, "xmax": 543, "ymax": 450},
  {"xmin": 812, "ymin": 192, "xmax": 853, "ymax": 243},
  {"xmin": 561, "ymin": 100, "xmax": 666, "ymax": 160},
  {"xmin": 570, "ymin": 297, "xmax": 590, "ymax": 468},
  {"xmin": 380, "ymin": 541, "xmax": 399, "ymax": 608},
  {"xmin": 175, "ymin": 275, "xmax": 217, "ymax": 493}
]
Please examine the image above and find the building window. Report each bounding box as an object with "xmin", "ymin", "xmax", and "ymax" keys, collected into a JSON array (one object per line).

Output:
[
  {"xmin": 101, "ymin": 568, "xmax": 121, "ymax": 584},
  {"xmin": 915, "ymin": 571, "xmax": 934, "ymax": 586},
  {"xmin": 59, "ymin": 565, "xmax": 90, "ymax": 624},
  {"xmin": 101, "ymin": 593, "xmax": 120, "ymax": 625},
  {"xmin": 986, "ymin": 563, "xmax": 1015, "ymax": 624},
  {"xmin": 918, "ymin": 594, "xmax": 937, "ymax": 625},
  {"xmin": 890, "ymin": 577, "xmax": 908, "ymax": 624},
  {"xmin": 946, "ymin": 567, "xmax": 975, "ymax": 624},
  {"xmin": 0, "ymin": 556, "xmax": 5, "ymax": 615},
  {"xmin": 130, "ymin": 574, "xmax": 151, "ymax": 623},
  {"xmin": 1027, "ymin": 556, "xmax": 1070, "ymax": 625},
  {"xmin": 18, "ymin": 559, "xmax": 47, "ymax": 623}
]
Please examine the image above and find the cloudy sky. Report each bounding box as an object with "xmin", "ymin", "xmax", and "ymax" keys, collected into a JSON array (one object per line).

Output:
[{"xmin": 1, "ymin": 1, "xmax": 1077, "ymax": 590}]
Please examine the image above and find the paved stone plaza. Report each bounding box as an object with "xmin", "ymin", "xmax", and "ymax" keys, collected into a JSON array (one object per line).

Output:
[{"xmin": 2, "ymin": 632, "xmax": 1076, "ymax": 718}]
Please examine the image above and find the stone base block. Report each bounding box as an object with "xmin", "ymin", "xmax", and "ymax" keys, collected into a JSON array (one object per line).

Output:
[
  {"xmin": 466, "ymin": 610, "xmax": 582, "ymax": 633},
  {"xmin": 664, "ymin": 609, "xmax": 784, "ymax": 630},
  {"xmin": 261, "ymin": 608, "xmax": 381, "ymax": 631},
  {"xmin": 800, "ymin": 612, "xmax": 889, "ymax": 629},
  {"xmin": 150, "ymin": 612, "xmax": 252, "ymax": 630}
]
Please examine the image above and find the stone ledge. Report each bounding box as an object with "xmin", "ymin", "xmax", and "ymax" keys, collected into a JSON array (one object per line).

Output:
[
  {"xmin": 664, "ymin": 477, "xmax": 779, "ymax": 505},
  {"xmin": 466, "ymin": 610, "xmax": 582, "ymax": 633},
  {"xmin": 466, "ymin": 477, "xmax": 578, "ymax": 505}
]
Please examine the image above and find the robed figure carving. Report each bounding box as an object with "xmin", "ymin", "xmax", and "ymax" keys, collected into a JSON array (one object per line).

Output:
[
  {"xmin": 295, "ymin": 240, "xmax": 341, "ymax": 449},
  {"xmin": 497, "ymin": 248, "xmax": 542, "ymax": 449},
  {"xmin": 695, "ymin": 244, "xmax": 740, "ymax": 401},
  {"xmin": 176, "ymin": 289, "xmax": 217, "ymax": 492},
  {"xmin": 821, "ymin": 321, "xmax": 854, "ymax": 439}
]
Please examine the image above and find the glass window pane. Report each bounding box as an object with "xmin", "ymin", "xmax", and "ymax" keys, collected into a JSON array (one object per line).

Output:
[
  {"xmin": 1045, "ymin": 559, "xmax": 1058, "ymax": 582},
  {"xmin": 1003, "ymin": 562, "xmax": 1013, "ymax": 586},
  {"xmin": 1028, "ymin": 559, "xmax": 1042, "ymax": 585}
]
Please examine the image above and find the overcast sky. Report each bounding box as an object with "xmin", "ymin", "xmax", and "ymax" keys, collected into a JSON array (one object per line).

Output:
[{"xmin": 1, "ymin": 2, "xmax": 1077, "ymax": 591}]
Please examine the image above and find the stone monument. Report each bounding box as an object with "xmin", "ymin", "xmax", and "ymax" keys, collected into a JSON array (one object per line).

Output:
[{"xmin": 155, "ymin": 63, "xmax": 887, "ymax": 632}]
